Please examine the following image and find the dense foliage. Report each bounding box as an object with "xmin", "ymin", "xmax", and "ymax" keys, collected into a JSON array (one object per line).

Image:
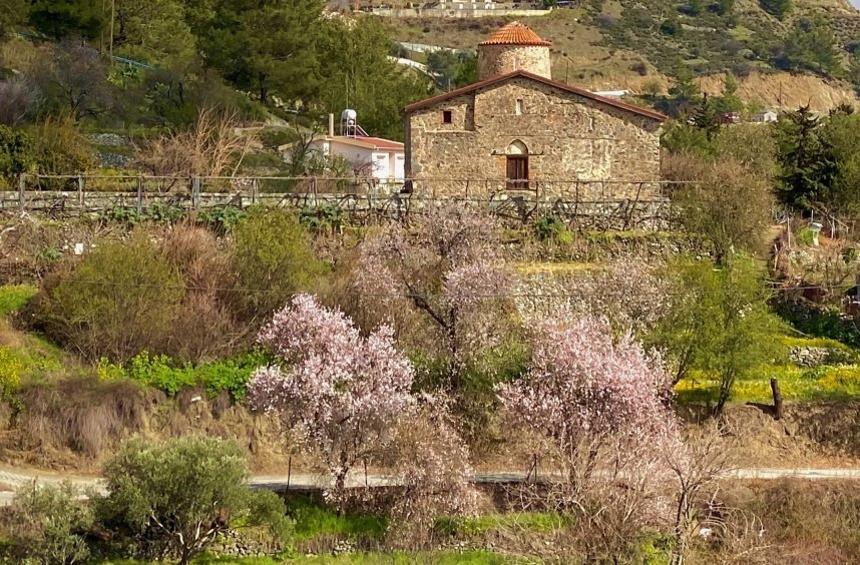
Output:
[
  {"xmin": 29, "ymin": 215, "xmax": 320, "ymax": 365},
  {"xmin": 97, "ymin": 437, "xmax": 291, "ymax": 564}
]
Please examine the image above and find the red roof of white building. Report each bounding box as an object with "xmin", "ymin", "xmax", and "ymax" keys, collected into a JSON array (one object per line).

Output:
[{"xmin": 327, "ymin": 136, "xmax": 404, "ymax": 152}]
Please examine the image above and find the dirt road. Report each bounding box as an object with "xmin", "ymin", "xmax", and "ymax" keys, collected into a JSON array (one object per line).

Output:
[{"xmin": 0, "ymin": 465, "xmax": 858, "ymax": 505}]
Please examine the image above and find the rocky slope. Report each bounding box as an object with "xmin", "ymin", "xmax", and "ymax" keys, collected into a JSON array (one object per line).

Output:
[{"xmin": 386, "ymin": 0, "xmax": 860, "ymax": 111}]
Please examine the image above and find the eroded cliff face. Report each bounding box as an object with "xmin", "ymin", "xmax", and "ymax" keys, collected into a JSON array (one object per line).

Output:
[{"xmin": 698, "ymin": 71, "xmax": 858, "ymax": 113}]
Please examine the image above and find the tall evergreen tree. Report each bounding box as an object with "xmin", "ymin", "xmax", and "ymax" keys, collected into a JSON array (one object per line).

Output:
[
  {"xmin": 775, "ymin": 106, "xmax": 838, "ymax": 210},
  {"xmin": 691, "ymin": 95, "xmax": 721, "ymax": 140},
  {"xmin": 28, "ymin": 0, "xmax": 105, "ymax": 40},
  {"xmin": 114, "ymin": 0, "xmax": 197, "ymax": 69},
  {"xmin": 190, "ymin": 0, "xmax": 324, "ymax": 104},
  {"xmin": 315, "ymin": 17, "xmax": 430, "ymax": 140},
  {"xmin": 668, "ymin": 64, "xmax": 701, "ymax": 114}
]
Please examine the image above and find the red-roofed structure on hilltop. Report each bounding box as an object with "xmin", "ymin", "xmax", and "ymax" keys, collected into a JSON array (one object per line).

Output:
[
  {"xmin": 402, "ymin": 22, "xmax": 666, "ymax": 198},
  {"xmin": 478, "ymin": 21, "xmax": 552, "ymax": 47}
]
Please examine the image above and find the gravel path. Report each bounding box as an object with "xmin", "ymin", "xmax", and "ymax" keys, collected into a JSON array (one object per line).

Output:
[{"xmin": 0, "ymin": 466, "xmax": 857, "ymax": 506}]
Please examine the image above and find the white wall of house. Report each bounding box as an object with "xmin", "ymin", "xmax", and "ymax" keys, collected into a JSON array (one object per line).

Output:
[
  {"xmin": 328, "ymin": 141, "xmax": 405, "ymax": 183},
  {"xmin": 283, "ymin": 138, "xmax": 405, "ymax": 183}
]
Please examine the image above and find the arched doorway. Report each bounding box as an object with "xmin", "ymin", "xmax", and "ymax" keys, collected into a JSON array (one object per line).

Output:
[{"xmin": 506, "ymin": 140, "xmax": 529, "ymax": 190}]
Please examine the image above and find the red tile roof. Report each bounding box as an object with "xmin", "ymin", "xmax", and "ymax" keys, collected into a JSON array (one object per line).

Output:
[
  {"xmin": 479, "ymin": 22, "xmax": 551, "ymax": 47},
  {"xmin": 403, "ymin": 70, "xmax": 667, "ymax": 122},
  {"xmin": 329, "ymin": 136, "xmax": 404, "ymax": 151}
]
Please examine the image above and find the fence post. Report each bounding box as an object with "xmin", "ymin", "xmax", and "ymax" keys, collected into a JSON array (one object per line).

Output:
[
  {"xmin": 77, "ymin": 175, "xmax": 84, "ymax": 207},
  {"xmin": 17, "ymin": 173, "xmax": 25, "ymax": 211},
  {"xmin": 251, "ymin": 178, "xmax": 258, "ymax": 206},
  {"xmin": 191, "ymin": 176, "xmax": 201, "ymax": 209},
  {"xmin": 311, "ymin": 176, "xmax": 318, "ymax": 207},
  {"xmin": 136, "ymin": 176, "xmax": 143, "ymax": 214}
]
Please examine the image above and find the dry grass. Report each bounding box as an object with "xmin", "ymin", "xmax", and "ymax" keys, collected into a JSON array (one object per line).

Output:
[
  {"xmin": 708, "ymin": 480, "xmax": 860, "ymax": 563},
  {"xmin": 135, "ymin": 107, "xmax": 254, "ymax": 178},
  {"xmin": 160, "ymin": 223, "xmax": 247, "ymax": 361},
  {"xmin": 15, "ymin": 378, "xmax": 156, "ymax": 458}
]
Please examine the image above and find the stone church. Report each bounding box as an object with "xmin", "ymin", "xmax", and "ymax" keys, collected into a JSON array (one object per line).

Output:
[{"xmin": 403, "ymin": 22, "xmax": 666, "ymax": 198}]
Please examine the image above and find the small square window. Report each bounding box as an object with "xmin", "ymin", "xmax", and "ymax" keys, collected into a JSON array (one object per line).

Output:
[
  {"xmin": 442, "ymin": 110, "xmax": 453, "ymax": 124},
  {"xmin": 515, "ymin": 99, "xmax": 524, "ymax": 115}
]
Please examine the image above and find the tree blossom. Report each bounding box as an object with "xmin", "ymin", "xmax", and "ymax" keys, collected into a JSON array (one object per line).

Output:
[
  {"xmin": 387, "ymin": 395, "xmax": 478, "ymax": 546},
  {"xmin": 247, "ymin": 294, "xmax": 415, "ymax": 496},
  {"xmin": 497, "ymin": 316, "xmax": 682, "ymax": 558},
  {"xmin": 353, "ymin": 204, "xmax": 512, "ymax": 380},
  {"xmin": 497, "ymin": 316, "xmax": 679, "ymax": 479}
]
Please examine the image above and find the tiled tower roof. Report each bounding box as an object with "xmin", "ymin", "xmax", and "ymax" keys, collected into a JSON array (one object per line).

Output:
[{"xmin": 478, "ymin": 21, "xmax": 551, "ymax": 47}]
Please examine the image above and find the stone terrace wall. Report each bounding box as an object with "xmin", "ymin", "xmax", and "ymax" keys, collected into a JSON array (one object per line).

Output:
[{"xmin": 406, "ymin": 77, "xmax": 662, "ymax": 198}]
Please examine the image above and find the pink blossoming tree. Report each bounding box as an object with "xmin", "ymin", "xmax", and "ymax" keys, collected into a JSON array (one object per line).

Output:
[
  {"xmin": 353, "ymin": 204, "xmax": 512, "ymax": 385},
  {"xmin": 497, "ymin": 316, "xmax": 681, "ymax": 559},
  {"xmin": 247, "ymin": 294, "xmax": 415, "ymax": 498},
  {"xmin": 497, "ymin": 315, "xmax": 679, "ymax": 481}
]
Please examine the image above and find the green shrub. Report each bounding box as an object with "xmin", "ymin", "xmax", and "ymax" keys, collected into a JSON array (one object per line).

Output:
[
  {"xmin": 775, "ymin": 299, "xmax": 860, "ymax": 349},
  {"xmin": 533, "ymin": 215, "xmax": 573, "ymax": 245},
  {"xmin": 231, "ymin": 207, "xmax": 325, "ymax": 317},
  {"xmin": 96, "ymin": 437, "xmax": 292, "ymax": 565},
  {"xmin": 796, "ymin": 227, "xmax": 816, "ymax": 246},
  {"xmin": 299, "ymin": 202, "xmax": 344, "ymax": 235},
  {"xmin": 31, "ymin": 234, "xmax": 185, "ymax": 363},
  {"xmin": 1, "ymin": 482, "xmax": 93, "ymax": 565},
  {"xmin": 0, "ymin": 125, "xmax": 34, "ymax": 186},
  {"xmin": 197, "ymin": 206, "xmax": 247, "ymax": 234},
  {"xmin": 259, "ymin": 128, "xmax": 299, "ymax": 149},
  {"xmin": 30, "ymin": 116, "xmax": 97, "ymax": 176},
  {"xmin": 99, "ymin": 350, "xmax": 269, "ymax": 398},
  {"xmin": 0, "ymin": 284, "xmax": 38, "ymax": 316}
]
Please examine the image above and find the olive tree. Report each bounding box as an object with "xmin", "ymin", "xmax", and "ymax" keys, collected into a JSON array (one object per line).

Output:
[
  {"xmin": 3, "ymin": 482, "xmax": 93, "ymax": 565},
  {"xmin": 96, "ymin": 437, "xmax": 291, "ymax": 565}
]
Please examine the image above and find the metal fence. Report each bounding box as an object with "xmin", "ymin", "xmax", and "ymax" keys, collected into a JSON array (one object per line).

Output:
[{"xmin": 1, "ymin": 174, "xmax": 681, "ymax": 230}]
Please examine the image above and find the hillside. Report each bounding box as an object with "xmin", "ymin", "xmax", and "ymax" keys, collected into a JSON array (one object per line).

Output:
[{"xmin": 385, "ymin": 0, "xmax": 860, "ymax": 110}]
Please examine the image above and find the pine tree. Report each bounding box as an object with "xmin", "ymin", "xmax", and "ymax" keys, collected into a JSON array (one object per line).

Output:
[
  {"xmin": 668, "ymin": 64, "xmax": 701, "ymax": 107},
  {"xmin": 775, "ymin": 106, "xmax": 839, "ymax": 209},
  {"xmin": 691, "ymin": 95, "xmax": 721, "ymax": 140},
  {"xmin": 28, "ymin": 0, "xmax": 106, "ymax": 40},
  {"xmin": 191, "ymin": 0, "xmax": 325, "ymax": 104}
]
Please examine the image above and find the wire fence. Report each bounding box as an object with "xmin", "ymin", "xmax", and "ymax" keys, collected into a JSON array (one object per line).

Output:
[{"xmin": 2, "ymin": 174, "xmax": 680, "ymax": 230}]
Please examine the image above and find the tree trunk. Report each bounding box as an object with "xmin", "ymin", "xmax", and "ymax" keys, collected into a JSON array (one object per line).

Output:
[
  {"xmin": 771, "ymin": 378, "xmax": 783, "ymax": 420},
  {"xmin": 259, "ymin": 74, "xmax": 269, "ymax": 103}
]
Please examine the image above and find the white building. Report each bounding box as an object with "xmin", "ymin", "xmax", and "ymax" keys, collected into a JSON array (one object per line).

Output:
[
  {"xmin": 752, "ymin": 110, "xmax": 778, "ymax": 123},
  {"xmin": 309, "ymin": 135, "xmax": 406, "ymax": 182},
  {"xmin": 280, "ymin": 111, "xmax": 405, "ymax": 185}
]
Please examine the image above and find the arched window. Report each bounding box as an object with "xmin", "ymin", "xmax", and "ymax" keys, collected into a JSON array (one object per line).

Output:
[{"xmin": 506, "ymin": 140, "xmax": 529, "ymax": 190}]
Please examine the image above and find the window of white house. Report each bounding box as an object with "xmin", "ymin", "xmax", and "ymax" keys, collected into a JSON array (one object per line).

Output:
[
  {"xmin": 515, "ymin": 99, "xmax": 524, "ymax": 115},
  {"xmin": 442, "ymin": 110, "xmax": 453, "ymax": 124}
]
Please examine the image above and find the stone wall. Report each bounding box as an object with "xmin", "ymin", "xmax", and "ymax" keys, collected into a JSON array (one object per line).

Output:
[
  {"xmin": 405, "ymin": 77, "xmax": 663, "ymax": 199},
  {"xmin": 477, "ymin": 44, "xmax": 551, "ymax": 80}
]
